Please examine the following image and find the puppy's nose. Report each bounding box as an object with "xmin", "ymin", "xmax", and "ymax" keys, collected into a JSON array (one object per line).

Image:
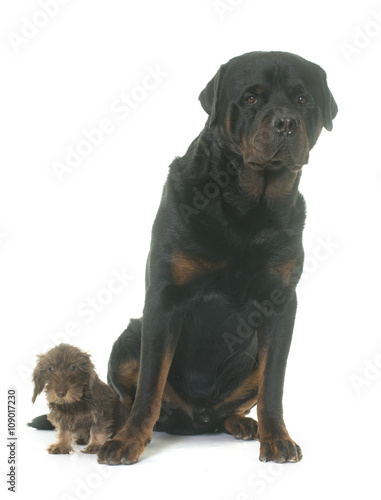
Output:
[
  {"xmin": 56, "ymin": 391, "xmax": 67, "ymax": 398},
  {"xmin": 273, "ymin": 116, "xmax": 298, "ymax": 135}
]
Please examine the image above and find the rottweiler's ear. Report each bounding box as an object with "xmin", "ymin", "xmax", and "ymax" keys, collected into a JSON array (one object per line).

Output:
[
  {"xmin": 320, "ymin": 70, "xmax": 338, "ymax": 131},
  {"xmin": 199, "ymin": 65, "xmax": 225, "ymax": 127}
]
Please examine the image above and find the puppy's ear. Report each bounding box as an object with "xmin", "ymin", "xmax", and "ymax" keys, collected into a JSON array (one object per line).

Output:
[
  {"xmin": 73, "ymin": 349, "xmax": 98, "ymax": 394},
  {"xmin": 319, "ymin": 69, "xmax": 338, "ymax": 131},
  {"xmin": 32, "ymin": 357, "xmax": 47, "ymax": 403},
  {"xmin": 198, "ymin": 64, "xmax": 225, "ymax": 128},
  {"xmin": 88, "ymin": 368, "xmax": 97, "ymax": 394},
  {"xmin": 86, "ymin": 357, "xmax": 98, "ymax": 395}
]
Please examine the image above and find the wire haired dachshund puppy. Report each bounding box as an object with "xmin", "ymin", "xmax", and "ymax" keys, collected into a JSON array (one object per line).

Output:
[
  {"xmin": 29, "ymin": 343, "xmax": 128, "ymax": 454},
  {"xmin": 94, "ymin": 51, "xmax": 337, "ymax": 465}
]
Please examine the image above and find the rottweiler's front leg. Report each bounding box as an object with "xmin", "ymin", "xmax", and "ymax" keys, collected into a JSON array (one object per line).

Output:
[
  {"xmin": 98, "ymin": 308, "xmax": 179, "ymax": 465},
  {"xmin": 256, "ymin": 292, "xmax": 302, "ymax": 463}
]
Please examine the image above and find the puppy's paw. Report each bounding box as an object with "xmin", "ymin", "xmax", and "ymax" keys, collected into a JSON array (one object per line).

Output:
[
  {"xmin": 47, "ymin": 443, "xmax": 74, "ymax": 454},
  {"xmin": 81, "ymin": 443, "xmax": 102, "ymax": 454}
]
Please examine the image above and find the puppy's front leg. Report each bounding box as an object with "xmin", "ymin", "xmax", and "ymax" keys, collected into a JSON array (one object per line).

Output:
[
  {"xmin": 82, "ymin": 423, "xmax": 110, "ymax": 454},
  {"xmin": 98, "ymin": 308, "xmax": 180, "ymax": 465},
  {"xmin": 47, "ymin": 427, "xmax": 73, "ymax": 454}
]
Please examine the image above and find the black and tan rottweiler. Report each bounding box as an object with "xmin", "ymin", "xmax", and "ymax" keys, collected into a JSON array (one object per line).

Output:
[{"xmin": 98, "ymin": 51, "xmax": 337, "ymax": 465}]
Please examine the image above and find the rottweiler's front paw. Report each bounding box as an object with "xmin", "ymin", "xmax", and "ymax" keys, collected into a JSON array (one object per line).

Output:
[
  {"xmin": 97, "ymin": 435, "xmax": 148, "ymax": 465},
  {"xmin": 259, "ymin": 436, "xmax": 302, "ymax": 463}
]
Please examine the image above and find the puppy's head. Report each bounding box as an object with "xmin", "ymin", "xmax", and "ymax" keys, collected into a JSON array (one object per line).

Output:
[
  {"xmin": 199, "ymin": 51, "xmax": 337, "ymax": 172},
  {"xmin": 32, "ymin": 344, "xmax": 97, "ymax": 405}
]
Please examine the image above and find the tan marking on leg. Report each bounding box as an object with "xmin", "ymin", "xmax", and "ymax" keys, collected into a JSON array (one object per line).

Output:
[
  {"xmin": 255, "ymin": 350, "xmax": 269, "ymax": 436},
  {"xmin": 255, "ymin": 349, "xmax": 302, "ymax": 462},
  {"xmin": 223, "ymin": 414, "xmax": 258, "ymax": 440},
  {"xmin": 117, "ymin": 358, "xmax": 139, "ymax": 412},
  {"xmin": 214, "ymin": 368, "xmax": 260, "ymax": 412},
  {"xmin": 98, "ymin": 349, "xmax": 178, "ymax": 465},
  {"xmin": 143, "ymin": 351, "xmax": 174, "ymax": 434},
  {"xmin": 118, "ymin": 359, "xmax": 139, "ymax": 388}
]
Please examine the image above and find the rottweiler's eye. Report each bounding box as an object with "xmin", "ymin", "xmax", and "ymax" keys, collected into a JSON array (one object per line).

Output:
[
  {"xmin": 246, "ymin": 95, "xmax": 258, "ymax": 105},
  {"xmin": 298, "ymin": 95, "xmax": 308, "ymax": 105},
  {"xmin": 70, "ymin": 365, "xmax": 77, "ymax": 372},
  {"xmin": 48, "ymin": 367, "xmax": 53, "ymax": 373}
]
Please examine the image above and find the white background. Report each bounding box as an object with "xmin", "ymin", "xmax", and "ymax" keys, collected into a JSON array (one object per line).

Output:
[{"xmin": 1, "ymin": 0, "xmax": 381, "ymax": 499}]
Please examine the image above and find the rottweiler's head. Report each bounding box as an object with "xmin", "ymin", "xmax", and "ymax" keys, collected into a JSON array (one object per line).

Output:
[{"xmin": 199, "ymin": 51, "xmax": 337, "ymax": 172}]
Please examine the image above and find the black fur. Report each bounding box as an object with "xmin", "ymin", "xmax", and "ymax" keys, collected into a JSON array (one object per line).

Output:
[
  {"xmin": 28, "ymin": 414, "xmax": 55, "ymax": 430},
  {"xmin": 98, "ymin": 51, "xmax": 337, "ymax": 465}
]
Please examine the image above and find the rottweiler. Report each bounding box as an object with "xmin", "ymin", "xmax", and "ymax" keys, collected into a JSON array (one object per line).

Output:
[{"xmin": 98, "ymin": 51, "xmax": 337, "ymax": 465}]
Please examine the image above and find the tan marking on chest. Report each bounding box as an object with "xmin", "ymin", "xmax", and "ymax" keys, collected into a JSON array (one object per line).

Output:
[
  {"xmin": 172, "ymin": 252, "xmax": 227, "ymax": 286},
  {"xmin": 271, "ymin": 258, "xmax": 297, "ymax": 285}
]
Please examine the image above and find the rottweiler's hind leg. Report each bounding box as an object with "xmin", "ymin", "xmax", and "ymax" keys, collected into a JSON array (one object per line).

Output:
[
  {"xmin": 222, "ymin": 414, "xmax": 258, "ymax": 440},
  {"xmin": 107, "ymin": 319, "xmax": 142, "ymax": 412}
]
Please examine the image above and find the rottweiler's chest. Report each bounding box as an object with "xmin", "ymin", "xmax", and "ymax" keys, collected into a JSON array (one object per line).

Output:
[{"xmin": 170, "ymin": 232, "xmax": 302, "ymax": 294}]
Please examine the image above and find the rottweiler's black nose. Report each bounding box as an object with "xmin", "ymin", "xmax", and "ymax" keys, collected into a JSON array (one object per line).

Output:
[{"xmin": 273, "ymin": 116, "xmax": 298, "ymax": 135}]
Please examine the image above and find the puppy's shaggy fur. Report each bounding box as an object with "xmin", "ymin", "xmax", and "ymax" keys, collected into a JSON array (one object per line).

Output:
[{"xmin": 30, "ymin": 343, "xmax": 127, "ymax": 454}]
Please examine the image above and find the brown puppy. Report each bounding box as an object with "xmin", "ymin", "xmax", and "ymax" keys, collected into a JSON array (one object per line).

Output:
[{"xmin": 30, "ymin": 343, "xmax": 127, "ymax": 454}]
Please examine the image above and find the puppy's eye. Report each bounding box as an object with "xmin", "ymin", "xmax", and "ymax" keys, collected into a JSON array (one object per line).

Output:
[
  {"xmin": 70, "ymin": 365, "xmax": 76, "ymax": 372},
  {"xmin": 48, "ymin": 367, "xmax": 53, "ymax": 373},
  {"xmin": 298, "ymin": 95, "xmax": 308, "ymax": 105},
  {"xmin": 246, "ymin": 95, "xmax": 258, "ymax": 105}
]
